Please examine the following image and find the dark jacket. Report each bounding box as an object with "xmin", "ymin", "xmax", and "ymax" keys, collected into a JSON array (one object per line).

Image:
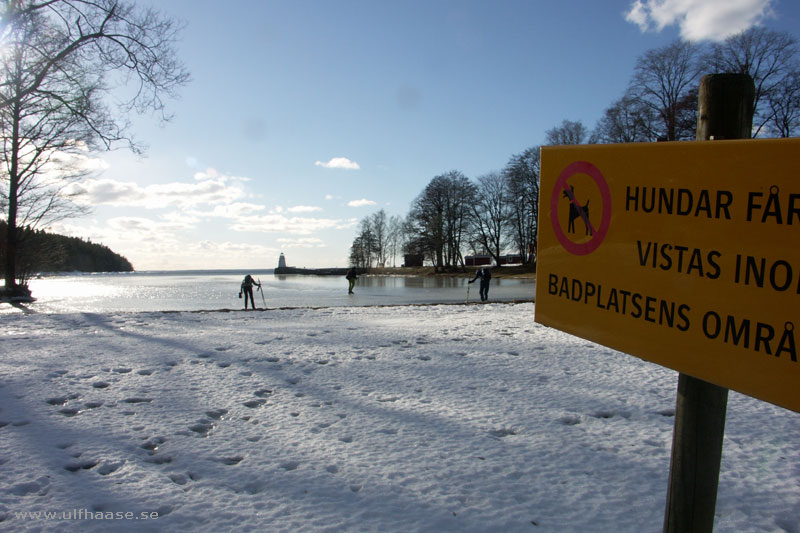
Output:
[{"xmin": 470, "ymin": 268, "xmax": 491, "ymax": 283}]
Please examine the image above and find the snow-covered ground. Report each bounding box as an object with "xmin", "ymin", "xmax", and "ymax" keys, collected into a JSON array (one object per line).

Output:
[{"xmin": 1, "ymin": 303, "xmax": 797, "ymax": 532}]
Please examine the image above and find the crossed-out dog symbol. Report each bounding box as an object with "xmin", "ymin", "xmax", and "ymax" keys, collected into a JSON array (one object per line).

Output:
[{"xmin": 562, "ymin": 185, "xmax": 593, "ymax": 236}]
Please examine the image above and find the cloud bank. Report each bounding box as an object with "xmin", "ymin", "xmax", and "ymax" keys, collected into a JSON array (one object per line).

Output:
[
  {"xmin": 315, "ymin": 157, "xmax": 361, "ymax": 170},
  {"xmin": 61, "ymin": 168, "xmax": 355, "ymax": 241},
  {"xmin": 347, "ymin": 198, "xmax": 376, "ymax": 207},
  {"xmin": 625, "ymin": 0, "xmax": 773, "ymax": 41}
]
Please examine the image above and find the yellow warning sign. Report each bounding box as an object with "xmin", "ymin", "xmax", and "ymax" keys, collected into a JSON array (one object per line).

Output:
[{"xmin": 535, "ymin": 138, "xmax": 800, "ymax": 413}]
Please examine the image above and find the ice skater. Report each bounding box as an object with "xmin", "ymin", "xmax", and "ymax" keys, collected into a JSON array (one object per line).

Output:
[
  {"xmin": 468, "ymin": 267, "xmax": 492, "ymax": 302},
  {"xmin": 239, "ymin": 274, "xmax": 261, "ymax": 309}
]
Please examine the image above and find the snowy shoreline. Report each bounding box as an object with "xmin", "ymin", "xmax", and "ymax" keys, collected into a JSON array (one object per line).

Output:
[{"xmin": 1, "ymin": 303, "xmax": 797, "ymax": 532}]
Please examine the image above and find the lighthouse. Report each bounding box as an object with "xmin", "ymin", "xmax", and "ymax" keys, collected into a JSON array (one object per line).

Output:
[{"xmin": 278, "ymin": 253, "xmax": 287, "ymax": 269}]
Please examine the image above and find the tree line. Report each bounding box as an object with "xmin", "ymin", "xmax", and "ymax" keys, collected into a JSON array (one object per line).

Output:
[
  {"xmin": 0, "ymin": 221, "xmax": 133, "ymax": 283},
  {"xmin": 351, "ymin": 28, "xmax": 800, "ymax": 270},
  {"xmin": 0, "ymin": 0, "xmax": 188, "ymax": 297}
]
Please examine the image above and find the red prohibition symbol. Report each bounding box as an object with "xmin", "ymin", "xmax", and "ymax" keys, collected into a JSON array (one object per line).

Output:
[{"xmin": 550, "ymin": 161, "xmax": 612, "ymax": 255}]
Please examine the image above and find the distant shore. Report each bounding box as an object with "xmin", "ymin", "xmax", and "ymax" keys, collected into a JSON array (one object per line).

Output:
[
  {"xmin": 366, "ymin": 264, "xmax": 536, "ymax": 279},
  {"xmin": 274, "ymin": 265, "xmax": 536, "ymax": 279}
]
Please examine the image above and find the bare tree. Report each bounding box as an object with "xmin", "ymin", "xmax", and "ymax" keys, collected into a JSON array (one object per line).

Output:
[
  {"xmin": 406, "ymin": 171, "xmax": 475, "ymax": 271},
  {"xmin": 629, "ymin": 39, "xmax": 701, "ymax": 141},
  {"xmin": 349, "ymin": 216, "xmax": 375, "ymax": 269},
  {"xmin": 370, "ymin": 209, "xmax": 388, "ymax": 267},
  {"xmin": 386, "ymin": 214, "xmax": 404, "ymax": 267},
  {"xmin": 503, "ymin": 147, "xmax": 539, "ymax": 265},
  {"xmin": 590, "ymin": 94, "xmax": 658, "ymax": 143},
  {"xmin": 766, "ymin": 70, "xmax": 800, "ymax": 137},
  {"xmin": 469, "ymin": 172, "xmax": 510, "ymax": 266},
  {"xmin": 0, "ymin": 0, "xmax": 189, "ymax": 297},
  {"xmin": 705, "ymin": 27, "xmax": 800, "ymax": 137},
  {"xmin": 544, "ymin": 119, "xmax": 587, "ymax": 145}
]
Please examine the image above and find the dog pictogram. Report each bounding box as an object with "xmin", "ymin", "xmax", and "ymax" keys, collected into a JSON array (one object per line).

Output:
[{"xmin": 562, "ymin": 185, "xmax": 593, "ymax": 235}]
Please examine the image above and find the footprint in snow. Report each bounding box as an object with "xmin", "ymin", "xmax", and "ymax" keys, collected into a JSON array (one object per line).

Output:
[
  {"xmin": 145, "ymin": 455, "xmax": 173, "ymax": 465},
  {"xmin": 97, "ymin": 461, "xmax": 124, "ymax": 475},
  {"xmin": 46, "ymin": 394, "xmax": 78, "ymax": 406},
  {"xmin": 243, "ymin": 399, "xmax": 266, "ymax": 408},
  {"xmin": 189, "ymin": 420, "xmax": 214, "ymax": 436},
  {"xmin": 140, "ymin": 436, "xmax": 167, "ymax": 454},
  {"xmin": 11, "ymin": 476, "xmax": 50, "ymax": 496},
  {"xmin": 205, "ymin": 408, "xmax": 228, "ymax": 420},
  {"xmin": 64, "ymin": 459, "xmax": 98, "ymax": 472},
  {"xmin": 169, "ymin": 473, "xmax": 190, "ymax": 485},
  {"xmin": 280, "ymin": 460, "xmax": 300, "ymax": 471},
  {"xmin": 218, "ymin": 455, "xmax": 244, "ymax": 465},
  {"xmin": 137, "ymin": 369, "xmax": 154, "ymax": 376},
  {"xmin": 254, "ymin": 389, "xmax": 273, "ymax": 398}
]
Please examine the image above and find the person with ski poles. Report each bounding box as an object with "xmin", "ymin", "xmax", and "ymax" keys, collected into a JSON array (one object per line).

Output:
[
  {"xmin": 468, "ymin": 267, "xmax": 492, "ymax": 302},
  {"xmin": 239, "ymin": 274, "xmax": 261, "ymax": 309},
  {"xmin": 346, "ymin": 267, "xmax": 358, "ymax": 294}
]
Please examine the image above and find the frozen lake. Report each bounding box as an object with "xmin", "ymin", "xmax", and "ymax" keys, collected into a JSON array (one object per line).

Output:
[{"xmin": 2, "ymin": 270, "xmax": 535, "ymax": 314}]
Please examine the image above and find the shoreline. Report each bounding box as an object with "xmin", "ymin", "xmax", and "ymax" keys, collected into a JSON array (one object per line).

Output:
[{"xmin": 366, "ymin": 265, "xmax": 536, "ymax": 279}]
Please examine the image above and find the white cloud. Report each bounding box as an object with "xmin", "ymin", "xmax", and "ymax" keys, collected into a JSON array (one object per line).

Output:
[
  {"xmin": 193, "ymin": 167, "xmax": 251, "ymax": 183},
  {"xmin": 625, "ymin": 0, "xmax": 773, "ymax": 41},
  {"xmin": 229, "ymin": 214, "xmax": 356, "ymax": 235},
  {"xmin": 315, "ymin": 157, "xmax": 361, "ymax": 170},
  {"xmin": 53, "ymin": 218, "xmax": 280, "ymax": 270},
  {"xmin": 287, "ymin": 205, "xmax": 322, "ymax": 213},
  {"xmin": 347, "ymin": 198, "xmax": 376, "ymax": 207},
  {"xmin": 63, "ymin": 175, "xmax": 246, "ymax": 209},
  {"xmin": 199, "ymin": 202, "xmax": 266, "ymax": 218},
  {"xmin": 277, "ymin": 237, "xmax": 326, "ymax": 248}
]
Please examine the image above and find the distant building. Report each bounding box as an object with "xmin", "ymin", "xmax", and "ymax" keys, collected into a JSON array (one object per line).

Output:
[
  {"xmin": 497, "ymin": 254, "xmax": 523, "ymax": 265},
  {"xmin": 464, "ymin": 255, "xmax": 491, "ymax": 266},
  {"xmin": 464, "ymin": 254, "xmax": 524, "ymax": 266},
  {"xmin": 278, "ymin": 253, "xmax": 287, "ymax": 269},
  {"xmin": 403, "ymin": 254, "xmax": 424, "ymax": 267}
]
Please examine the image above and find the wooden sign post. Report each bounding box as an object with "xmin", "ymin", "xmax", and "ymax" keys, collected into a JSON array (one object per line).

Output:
[{"xmin": 663, "ymin": 73, "xmax": 755, "ymax": 533}]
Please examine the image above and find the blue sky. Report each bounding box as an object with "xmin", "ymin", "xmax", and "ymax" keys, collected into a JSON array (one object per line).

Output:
[{"xmin": 54, "ymin": 0, "xmax": 800, "ymax": 270}]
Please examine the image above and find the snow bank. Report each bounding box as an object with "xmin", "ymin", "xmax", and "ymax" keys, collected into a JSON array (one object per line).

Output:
[{"xmin": 0, "ymin": 303, "xmax": 797, "ymax": 532}]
